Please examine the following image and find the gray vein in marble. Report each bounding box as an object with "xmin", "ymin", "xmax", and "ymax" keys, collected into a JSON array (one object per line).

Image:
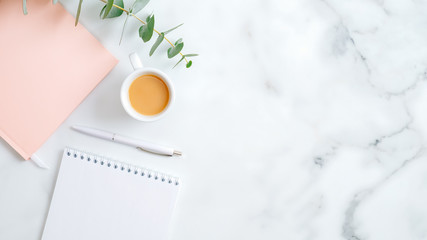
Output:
[
  {"xmin": 372, "ymin": 0, "xmax": 391, "ymax": 16},
  {"xmin": 244, "ymin": 26, "xmax": 280, "ymax": 95},
  {"xmin": 321, "ymin": 0, "xmax": 426, "ymax": 97},
  {"xmin": 342, "ymin": 190, "xmax": 369, "ymax": 240},
  {"xmin": 370, "ymin": 104, "xmax": 413, "ymax": 148},
  {"xmin": 385, "ymin": 70, "xmax": 427, "ymax": 97},
  {"xmin": 341, "ymin": 100, "xmax": 420, "ymax": 239},
  {"xmin": 337, "ymin": 24, "xmax": 371, "ymax": 76},
  {"xmin": 369, "ymin": 122, "xmax": 410, "ymax": 148},
  {"xmin": 313, "ymin": 157, "xmax": 324, "ymax": 168},
  {"xmin": 320, "ymin": 0, "xmax": 375, "ymax": 90},
  {"xmin": 341, "ymin": 148, "xmax": 424, "ymax": 240},
  {"xmin": 313, "ymin": 145, "xmax": 338, "ymax": 168}
]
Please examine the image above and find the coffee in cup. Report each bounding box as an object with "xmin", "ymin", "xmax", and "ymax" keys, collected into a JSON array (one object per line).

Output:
[
  {"xmin": 128, "ymin": 74, "xmax": 170, "ymax": 116},
  {"xmin": 121, "ymin": 53, "xmax": 175, "ymax": 122}
]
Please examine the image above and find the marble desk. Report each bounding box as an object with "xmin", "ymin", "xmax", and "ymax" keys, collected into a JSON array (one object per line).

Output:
[{"xmin": 1, "ymin": 0, "xmax": 427, "ymax": 239}]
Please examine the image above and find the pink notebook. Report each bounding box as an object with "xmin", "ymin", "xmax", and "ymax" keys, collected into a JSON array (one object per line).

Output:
[{"xmin": 0, "ymin": 0, "xmax": 118, "ymax": 160}]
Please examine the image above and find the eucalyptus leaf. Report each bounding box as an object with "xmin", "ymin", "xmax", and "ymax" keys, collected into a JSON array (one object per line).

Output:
[
  {"xmin": 102, "ymin": 0, "xmax": 114, "ymax": 19},
  {"xmin": 163, "ymin": 23, "xmax": 183, "ymax": 35},
  {"xmin": 184, "ymin": 54, "xmax": 198, "ymax": 57},
  {"xmin": 75, "ymin": 0, "xmax": 83, "ymax": 26},
  {"xmin": 23, "ymin": 0, "xmax": 27, "ymax": 15},
  {"xmin": 175, "ymin": 38, "xmax": 183, "ymax": 45},
  {"xmin": 100, "ymin": 0, "xmax": 124, "ymax": 18},
  {"xmin": 186, "ymin": 60, "xmax": 192, "ymax": 68},
  {"xmin": 119, "ymin": 13, "xmax": 130, "ymax": 45},
  {"xmin": 150, "ymin": 33, "xmax": 164, "ymax": 56},
  {"xmin": 139, "ymin": 15, "xmax": 155, "ymax": 42},
  {"xmin": 167, "ymin": 41, "xmax": 184, "ymax": 58},
  {"xmin": 131, "ymin": 0, "xmax": 150, "ymax": 14},
  {"xmin": 100, "ymin": 6, "xmax": 105, "ymax": 18},
  {"xmin": 173, "ymin": 56, "xmax": 185, "ymax": 68}
]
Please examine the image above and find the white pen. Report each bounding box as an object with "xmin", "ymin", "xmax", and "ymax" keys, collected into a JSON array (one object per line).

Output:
[
  {"xmin": 72, "ymin": 125, "xmax": 182, "ymax": 157},
  {"xmin": 31, "ymin": 153, "xmax": 49, "ymax": 169}
]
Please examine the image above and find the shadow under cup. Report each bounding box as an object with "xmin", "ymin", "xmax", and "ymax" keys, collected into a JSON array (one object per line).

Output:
[{"xmin": 121, "ymin": 69, "xmax": 174, "ymax": 122}]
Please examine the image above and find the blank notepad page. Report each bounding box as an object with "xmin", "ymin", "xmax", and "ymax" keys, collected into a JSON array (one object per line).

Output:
[{"xmin": 42, "ymin": 148, "xmax": 180, "ymax": 240}]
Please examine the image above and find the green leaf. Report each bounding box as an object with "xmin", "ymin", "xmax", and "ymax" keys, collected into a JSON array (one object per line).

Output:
[
  {"xmin": 163, "ymin": 23, "xmax": 183, "ymax": 35},
  {"xmin": 186, "ymin": 60, "xmax": 193, "ymax": 68},
  {"xmin": 167, "ymin": 41, "xmax": 184, "ymax": 58},
  {"xmin": 138, "ymin": 15, "xmax": 155, "ymax": 42},
  {"xmin": 150, "ymin": 33, "xmax": 164, "ymax": 56},
  {"xmin": 131, "ymin": 0, "xmax": 150, "ymax": 14},
  {"xmin": 102, "ymin": 0, "xmax": 114, "ymax": 19},
  {"xmin": 75, "ymin": 0, "xmax": 83, "ymax": 26},
  {"xmin": 175, "ymin": 38, "xmax": 183, "ymax": 45},
  {"xmin": 100, "ymin": 6, "xmax": 106, "ymax": 18},
  {"xmin": 183, "ymin": 54, "xmax": 198, "ymax": 57},
  {"xmin": 99, "ymin": 0, "xmax": 124, "ymax": 18},
  {"xmin": 52, "ymin": 0, "xmax": 58, "ymax": 4},
  {"xmin": 23, "ymin": 0, "xmax": 27, "ymax": 15},
  {"xmin": 119, "ymin": 13, "xmax": 130, "ymax": 45},
  {"xmin": 173, "ymin": 56, "xmax": 185, "ymax": 68}
]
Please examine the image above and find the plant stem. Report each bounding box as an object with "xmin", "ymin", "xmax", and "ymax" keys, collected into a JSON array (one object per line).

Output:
[
  {"xmin": 119, "ymin": 13, "xmax": 129, "ymax": 45},
  {"xmin": 23, "ymin": 0, "xmax": 28, "ymax": 14},
  {"xmin": 99, "ymin": 0, "xmax": 188, "ymax": 64},
  {"xmin": 76, "ymin": 0, "xmax": 84, "ymax": 26}
]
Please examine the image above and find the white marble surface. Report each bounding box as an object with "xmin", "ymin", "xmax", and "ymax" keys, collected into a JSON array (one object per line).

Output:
[{"xmin": 1, "ymin": 0, "xmax": 427, "ymax": 239}]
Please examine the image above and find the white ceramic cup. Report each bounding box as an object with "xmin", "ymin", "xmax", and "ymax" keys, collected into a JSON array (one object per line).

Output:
[{"xmin": 120, "ymin": 52, "xmax": 175, "ymax": 122}]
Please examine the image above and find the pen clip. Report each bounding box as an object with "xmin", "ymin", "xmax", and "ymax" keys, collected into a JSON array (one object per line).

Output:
[{"xmin": 136, "ymin": 147, "xmax": 182, "ymax": 156}]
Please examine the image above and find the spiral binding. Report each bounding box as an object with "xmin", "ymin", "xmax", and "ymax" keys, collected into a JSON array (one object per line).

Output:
[{"xmin": 65, "ymin": 148, "xmax": 179, "ymax": 186}]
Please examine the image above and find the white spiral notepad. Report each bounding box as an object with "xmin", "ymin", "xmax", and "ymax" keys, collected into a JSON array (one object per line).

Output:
[{"xmin": 42, "ymin": 148, "xmax": 180, "ymax": 240}]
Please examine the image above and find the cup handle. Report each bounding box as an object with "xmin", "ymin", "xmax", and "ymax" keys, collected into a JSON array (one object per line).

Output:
[{"xmin": 129, "ymin": 52, "xmax": 143, "ymax": 70}]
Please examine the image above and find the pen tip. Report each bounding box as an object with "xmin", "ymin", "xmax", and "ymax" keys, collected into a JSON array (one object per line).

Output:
[
  {"xmin": 31, "ymin": 154, "xmax": 50, "ymax": 169},
  {"xmin": 173, "ymin": 150, "xmax": 182, "ymax": 156},
  {"xmin": 71, "ymin": 125, "xmax": 83, "ymax": 132}
]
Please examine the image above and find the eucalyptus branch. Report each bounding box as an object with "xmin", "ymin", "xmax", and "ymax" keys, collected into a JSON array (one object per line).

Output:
[
  {"xmin": 99, "ymin": 0, "xmax": 188, "ymax": 63},
  {"xmin": 96, "ymin": 0, "xmax": 197, "ymax": 68},
  {"xmin": 22, "ymin": 0, "xmax": 197, "ymax": 68}
]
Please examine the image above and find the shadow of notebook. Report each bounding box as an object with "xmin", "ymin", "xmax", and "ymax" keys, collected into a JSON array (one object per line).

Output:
[{"xmin": 0, "ymin": 0, "xmax": 117, "ymax": 161}]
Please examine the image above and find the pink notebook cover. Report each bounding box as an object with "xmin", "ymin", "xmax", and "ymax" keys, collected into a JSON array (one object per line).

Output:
[{"xmin": 0, "ymin": 0, "xmax": 118, "ymax": 160}]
